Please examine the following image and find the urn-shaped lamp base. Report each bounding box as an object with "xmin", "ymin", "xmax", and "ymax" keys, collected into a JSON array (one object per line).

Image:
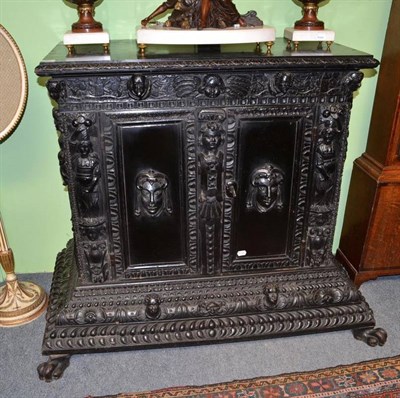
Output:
[{"xmin": 294, "ymin": 0, "xmax": 325, "ymax": 31}]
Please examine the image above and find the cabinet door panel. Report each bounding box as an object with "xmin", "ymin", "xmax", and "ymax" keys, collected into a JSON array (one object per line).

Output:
[
  {"xmin": 119, "ymin": 122, "xmax": 184, "ymax": 267},
  {"xmin": 235, "ymin": 119, "xmax": 297, "ymax": 257},
  {"xmin": 222, "ymin": 112, "xmax": 313, "ymax": 273}
]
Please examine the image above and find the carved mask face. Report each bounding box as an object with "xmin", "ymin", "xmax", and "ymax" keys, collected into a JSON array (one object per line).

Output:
[
  {"xmin": 254, "ymin": 167, "xmax": 280, "ymax": 209},
  {"xmin": 140, "ymin": 181, "xmax": 165, "ymax": 215},
  {"xmin": 256, "ymin": 184, "xmax": 278, "ymax": 208},
  {"xmin": 136, "ymin": 170, "xmax": 170, "ymax": 217},
  {"xmin": 264, "ymin": 286, "xmax": 279, "ymax": 306},
  {"xmin": 145, "ymin": 294, "xmax": 161, "ymax": 319},
  {"xmin": 79, "ymin": 140, "xmax": 92, "ymax": 157},
  {"xmin": 276, "ymin": 73, "xmax": 292, "ymax": 93},
  {"xmin": 128, "ymin": 74, "xmax": 151, "ymax": 100},
  {"xmin": 203, "ymin": 75, "xmax": 224, "ymax": 98},
  {"xmin": 202, "ymin": 125, "xmax": 222, "ymax": 150},
  {"xmin": 247, "ymin": 164, "xmax": 284, "ymax": 214},
  {"xmin": 322, "ymin": 120, "xmax": 337, "ymax": 143},
  {"xmin": 86, "ymin": 227, "xmax": 100, "ymax": 241},
  {"xmin": 133, "ymin": 75, "xmax": 145, "ymax": 97}
]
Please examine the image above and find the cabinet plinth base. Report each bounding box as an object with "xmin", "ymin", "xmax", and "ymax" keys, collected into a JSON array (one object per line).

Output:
[{"xmin": 39, "ymin": 241, "xmax": 384, "ymax": 380}]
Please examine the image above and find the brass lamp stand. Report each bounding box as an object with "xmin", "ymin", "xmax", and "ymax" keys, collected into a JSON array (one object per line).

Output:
[{"xmin": 0, "ymin": 216, "xmax": 47, "ymax": 326}]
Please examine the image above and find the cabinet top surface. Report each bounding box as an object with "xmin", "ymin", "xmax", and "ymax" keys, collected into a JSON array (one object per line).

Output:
[{"xmin": 36, "ymin": 39, "xmax": 378, "ymax": 76}]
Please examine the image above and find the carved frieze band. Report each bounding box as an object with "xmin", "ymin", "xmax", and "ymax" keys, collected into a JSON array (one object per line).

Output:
[{"xmin": 47, "ymin": 71, "xmax": 359, "ymax": 110}]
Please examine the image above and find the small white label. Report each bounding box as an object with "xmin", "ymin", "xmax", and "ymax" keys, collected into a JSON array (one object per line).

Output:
[{"xmin": 237, "ymin": 250, "xmax": 247, "ymax": 257}]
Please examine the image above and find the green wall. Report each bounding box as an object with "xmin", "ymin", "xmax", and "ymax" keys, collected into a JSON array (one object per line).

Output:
[{"xmin": 0, "ymin": 0, "xmax": 392, "ymax": 273}]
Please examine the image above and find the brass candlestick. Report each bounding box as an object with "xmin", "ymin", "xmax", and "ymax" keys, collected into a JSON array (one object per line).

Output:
[
  {"xmin": 67, "ymin": 0, "xmax": 104, "ymax": 33},
  {"xmin": 294, "ymin": 0, "xmax": 325, "ymax": 30}
]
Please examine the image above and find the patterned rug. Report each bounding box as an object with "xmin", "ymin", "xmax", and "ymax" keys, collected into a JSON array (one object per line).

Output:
[{"xmin": 88, "ymin": 355, "xmax": 400, "ymax": 398}]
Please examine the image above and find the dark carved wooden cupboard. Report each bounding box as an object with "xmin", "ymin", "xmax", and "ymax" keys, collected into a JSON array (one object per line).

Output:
[{"xmin": 35, "ymin": 40, "xmax": 387, "ymax": 381}]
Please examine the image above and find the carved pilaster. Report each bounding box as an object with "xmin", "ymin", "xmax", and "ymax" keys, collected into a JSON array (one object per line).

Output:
[
  {"xmin": 307, "ymin": 102, "xmax": 351, "ymax": 267},
  {"xmin": 197, "ymin": 109, "xmax": 226, "ymax": 275}
]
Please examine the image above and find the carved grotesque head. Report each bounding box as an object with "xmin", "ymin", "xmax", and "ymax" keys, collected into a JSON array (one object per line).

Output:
[
  {"xmin": 78, "ymin": 139, "xmax": 92, "ymax": 157},
  {"xmin": 201, "ymin": 75, "xmax": 225, "ymax": 98},
  {"xmin": 247, "ymin": 164, "xmax": 284, "ymax": 213},
  {"xmin": 80, "ymin": 218, "xmax": 105, "ymax": 241},
  {"xmin": 135, "ymin": 169, "xmax": 172, "ymax": 217},
  {"xmin": 276, "ymin": 72, "xmax": 292, "ymax": 93},
  {"xmin": 344, "ymin": 71, "xmax": 363, "ymax": 92},
  {"xmin": 144, "ymin": 294, "xmax": 161, "ymax": 319},
  {"xmin": 263, "ymin": 285, "xmax": 279, "ymax": 307},
  {"xmin": 128, "ymin": 74, "xmax": 151, "ymax": 100},
  {"xmin": 201, "ymin": 122, "xmax": 223, "ymax": 150},
  {"xmin": 72, "ymin": 115, "xmax": 92, "ymax": 141},
  {"xmin": 321, "ymin": 117, "xmax": 340, "ymax": 144}
]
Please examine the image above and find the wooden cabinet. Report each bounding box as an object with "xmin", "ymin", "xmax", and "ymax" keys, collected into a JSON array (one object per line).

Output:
[
  {"xmin": 35, "ymin": 40, "xmax": 387, "ymax": 381},
  {"xmin": 337, "ymin": 1, "xmax": 400, "ymax": 286}
]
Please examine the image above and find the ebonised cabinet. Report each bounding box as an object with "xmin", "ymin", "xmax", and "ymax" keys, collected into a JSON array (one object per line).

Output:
[{"xmin": 35, "ymin": 40, "xmax": 387, "ymax": 381}]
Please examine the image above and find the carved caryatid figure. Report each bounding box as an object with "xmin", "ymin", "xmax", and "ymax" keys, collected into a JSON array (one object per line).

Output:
[
  {"xmin": 308, "ymin": 227, "xmax": 330, "ymax": 266},
  {"xmin": 198, "ymin": 121, "xmax": 224, "ymax": 219},
  {"xmin": 58, "ymin": 135, "xmax": 69, "ymax": 186},
  {"xmin": 83, "ymin": 240, "xmax": 107, "ymax": 283},
  {"xmin": 74, "ymin": 139, "xmax": 101, "ymax": 217},
  {"xmin": 246, "ymin": 164, "xmax": 284, "ymax": 213},
  {"xmin": 80, "ymin": 219, "xmax": 108, "ymax": 283},
  {"xmin": 315, "ymin": 119, "xmax": 339, "ymax": 205},
  {"xmin": 134, "ymin": 170, "xmax": 172, "ymax": 218}
]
